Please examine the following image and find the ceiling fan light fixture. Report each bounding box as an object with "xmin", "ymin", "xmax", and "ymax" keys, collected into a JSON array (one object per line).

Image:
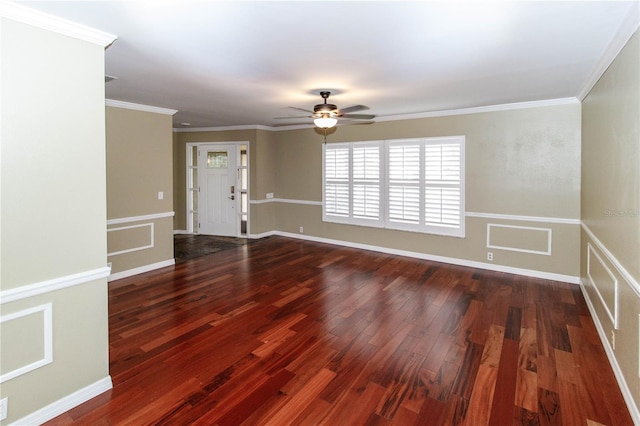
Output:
[{"xmin": 314, "ymin": 116, "xmax": 338, "ymax": 129}]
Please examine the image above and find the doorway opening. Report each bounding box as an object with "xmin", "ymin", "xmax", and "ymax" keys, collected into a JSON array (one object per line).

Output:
[{"xmin": 186, "ymin": 142, "xmax": 249, "ymax": 237}]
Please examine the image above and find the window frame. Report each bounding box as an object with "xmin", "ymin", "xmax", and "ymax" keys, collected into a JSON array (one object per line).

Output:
[
  {"xmin": 323, "ymin": 136, "xmax": 465, "ymax": 238},
  {"xmin": 322, "ymin": 141, "xmax": 384, "ymax": 228}
]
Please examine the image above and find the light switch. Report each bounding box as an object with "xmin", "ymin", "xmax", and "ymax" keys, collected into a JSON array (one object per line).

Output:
[{"xmin": 158, "ymin": 191, "xmax": 164, "ymax": 200}]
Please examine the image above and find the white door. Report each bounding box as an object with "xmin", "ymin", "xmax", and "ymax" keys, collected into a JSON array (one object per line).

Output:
[{"xmin": 197, "ymin": 145, "xmax": 238, "ymax": 236}]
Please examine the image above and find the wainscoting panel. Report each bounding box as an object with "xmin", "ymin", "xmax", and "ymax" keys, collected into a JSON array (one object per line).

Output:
[
  {"xmin": 580, "ymin": 223, "xmax": 640, "ymax": 422},
  {"xmin": 486, "ymin": 223, "xmax": 552, "ymax": 255},
  {"xmin": 107, "ymin": 223, "xmax": 154, "ymax": 256},
  {"xmin": 106, "ymin": 212, "xmax": 175, "ymax": 279},
  {"xmin": 0, "ymin": 303, "xmax": 53, "ymax": 383},
  {"xmin": 587, "ymin": 242, "xmax": 619, "ymax": 328}
]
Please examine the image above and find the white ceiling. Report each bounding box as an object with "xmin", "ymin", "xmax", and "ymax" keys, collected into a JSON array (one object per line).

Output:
[{"xmin": 16, "ymin": 1, "xmax": 640, "ymax": 129}]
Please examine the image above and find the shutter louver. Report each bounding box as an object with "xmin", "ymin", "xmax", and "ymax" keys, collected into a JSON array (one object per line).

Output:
[
  {"xmin": 324, "ymin": 147, "xmax": 350, "ymax": 218},
  {"xmin": 388, "ymin": 144, "xmax": 420, "ymax": 224},
  {"xmin": 353, "ymin": 146, "xmax": 380, "ymax": 220},
  {"xmin": 424, "ymin": 142, "xmax": 461, "ymax": 228}
]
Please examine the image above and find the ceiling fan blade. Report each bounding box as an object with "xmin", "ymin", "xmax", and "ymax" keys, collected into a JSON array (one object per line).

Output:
[
  {"xmin": 288, "ymin": 106, "xmax": 315, "ymax": 114},
  {"xmin": 339, "ymin": 105, "xmax": 369, "ymax": 114},
  {"xmin": 341, "ymin": 113, "xmax": 376, "ymax": 120}
]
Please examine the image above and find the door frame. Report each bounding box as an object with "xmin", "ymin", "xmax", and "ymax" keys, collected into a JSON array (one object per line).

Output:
[{"xmin": 185, "ymin": 141, "xmax": 250, "ymax": 236}]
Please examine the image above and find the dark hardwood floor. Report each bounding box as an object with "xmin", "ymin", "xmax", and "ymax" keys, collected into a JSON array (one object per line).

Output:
[{"xmin": 45, "ymin": 236, "xmax": 632, "ymax": 425}]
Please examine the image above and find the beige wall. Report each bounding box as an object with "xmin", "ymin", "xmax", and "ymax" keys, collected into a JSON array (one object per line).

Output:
[
  {"xmin": 106, "ymin": 106, "xmax": 175, "ymax": 276},
  {"xmin": 276, "ymin": 105, "xmax": 581, "ymax": 218},
  {"xmin": 581, "ymin": 30, "xmax": 639, "ymax": 414},
  {"xmin": 0, "ymin": 15, "xmax": 112, "ymax": 424},
  {"xmin": 272, "ymin": 104, "xmax": 582, "ymax": 278},
  {"xmin": 175, "ymin": 104, "xmax": 581, "ymax": 278}
]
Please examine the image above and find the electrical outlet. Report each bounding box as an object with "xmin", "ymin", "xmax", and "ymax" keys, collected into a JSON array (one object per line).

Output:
[
  {"xmin": 1, "ymin": 397, "xmax": 8, "ymax": 421},
  {"xmin": 158, "ymin": 191, "xmax": 164, "ymax": 200},
  {"xmin": 299, "ymin": 226, "xmax": 304, "ymax": 233},
  {"xmin": 487, "ymin": 252, "xmax": 493, "ymax": 261},
  {"xmin": 611, "ymin": 330, "xmax": 616, "ymax": 350},
  {"xmin": 266, "ymin": 192, "xmax": 274, "ymax": 199}
]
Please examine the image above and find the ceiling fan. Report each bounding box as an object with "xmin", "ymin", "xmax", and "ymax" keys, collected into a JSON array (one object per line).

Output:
[{"xmin": 277, "ymin": 91, "xmax": 375, "ymax": 128}]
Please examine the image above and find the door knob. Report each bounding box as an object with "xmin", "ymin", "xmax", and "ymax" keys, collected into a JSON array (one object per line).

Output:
[{"xmin": 228, "ymin": 195, "xmax": 235, "ymax": 200}]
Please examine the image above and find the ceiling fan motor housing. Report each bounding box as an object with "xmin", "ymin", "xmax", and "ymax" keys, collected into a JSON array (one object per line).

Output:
[
  {"xmin": 314, "ymin": 103, "xmax": 338, "ymax": 116},
  {"xmin": 314, "ymin": 91, "xmax": 339, "ymax": 117}
]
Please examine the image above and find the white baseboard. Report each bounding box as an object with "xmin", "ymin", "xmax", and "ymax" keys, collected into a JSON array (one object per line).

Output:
[
  {"xmin": 108, "ymin": 259, "xmax": 175, "ymax": 282},
  {"xmin": 248, "ymin": 230, "xmax": 278, "ymax": 239},
  {"xmin": 10, "ymin": 376, "xmax": 112, "ymax": 426},
  {"xmin": 173, "ymin": 229, "xmax": 190, "ymax": 235},
  {"xmin": 262, "ymin": 231, "xmax": 580, "ymax": 284},
  {"xmin": 579, "ymin": 279, "xmax": 640, "ymax": 424}
]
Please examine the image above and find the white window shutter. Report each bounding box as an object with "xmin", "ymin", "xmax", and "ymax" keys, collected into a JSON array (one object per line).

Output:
[
  {"xmin": 388, "ymin": 143, "xmax": 421, "ymax": 225},
  {"xmin": 324, "ymin": 137, "xmax": 464, "ymax": 237},
  {"xmin": 352, "ymin": 145, "xmax": 381, "ymax": 221},
  {"xmin": 324, "ymin": 146, "xmax": 350, "ymax": 218},
  {"xmin": 424, "ymin": 141, "xmax": 463, "ymax": 230}
]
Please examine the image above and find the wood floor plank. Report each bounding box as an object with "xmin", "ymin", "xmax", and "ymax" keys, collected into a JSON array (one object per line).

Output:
[
  {"xmin": 538, "ymin": 388, "xmax": 562, "ymax": 426},
  {"xmin": 320, "ymin": 381, "xmax": 387, "ymax": 425},
  {"xmin": 263, "ymin": 367, "xmax": 336, "ymax": 425},
  {"xmin": 481, "ymin": 324, "xmax": 505, "ymax": 368},
  {"xmin": 519, "ymin": 326, "xmax": 538, "ymax": 372},
  {"xmin": 40, "ymin": 236, "xmax": 633, "ymax": 426},
  {"xmin": 488, "ymin": 337, "xmax": 519, "ymax": 425},
  {"xmin": 515, "ymin": 367, "xmax": 538, "ymax": 414},
  {"xmin": 557, "ymin": 379, "xmax": 586, "ymax": 426},
  {"xmin": 462, "ymin": 364, "xmax": 497, "ymax": 426}
]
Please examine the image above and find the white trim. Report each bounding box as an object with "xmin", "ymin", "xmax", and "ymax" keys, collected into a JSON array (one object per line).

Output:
[
  {"xmin": 322, "ymin": 136, "xmax": 466, "ymax": 238},
  {"xmin": 185, "ymin": 142, "xmax": 250, "ymax": 236},
  {"xmin": 487, "ymin": 224, "xmax": 552, "ymax": 256},
  {"xmin": 175, "ymin": 124, "xmax": 309, "ymax": 132},
  {"xmin": 10, "ymin": 376, "xmax": 113, "ymax": 426},
  {"xmin": 172, "ymin": 98, "xmax": 579, "ymax": 132},
  {"xmin": 586, "ymin": 243, "xmax": 619, "ymax": 329},
  {"xmin": 375, "ymin": 98, "xmax": 579, "ymax": 122},
  {"xmin": 106, "ymin": 99, "xmax": 177, "ymax": 116},
  {"xmin": 248, "ymin": 230, "xmax": 278, "ymax": 240},
  {"xmin": 173, "ymin": 229, "xmax": 190, "ymax": 235},
  {"xmin": 250, "ymin": 198, "xmax": 323, "ymax": 206},
  {"xmin": 247, "ymin": 201, "xmax": 581, "ymax": 227},
  {"xmin": 0, "ymin": 303, "xmax": 53, "ymax": 383},
  {"xmin": 106, "ymin": 211, "xmax": 174, "ymax": 225},
  {"xmin": 578, "ymin": 2, "xmax": 640, "ymax": 101},
  {"xmin": 108, "ymin": 259, "xmax": 175, "ymax": 282},
  {"xmin": 0, "ymin": 267, "xmax": 110, "ymax": 305},
  {"xmin": 581, "ymin": 222, "xmax": 640, "ymax": 298},
  {"xmin": 0, "ymin": 1, "xmax": 116, "ymax": 47},
  {"xmin": 107, "ymin": 223, "xmax": 154, "ymax": 257},
  {"xmin": 466, "ymin": 211, "xmax": 580, "ymax": 225},
  {"xmin": 579, "ymin": 279, "xmax": 640, "ymax": 425},
  {"xmin": 254, "ymin": 231, "xmax": 579, "ymax": 284}
]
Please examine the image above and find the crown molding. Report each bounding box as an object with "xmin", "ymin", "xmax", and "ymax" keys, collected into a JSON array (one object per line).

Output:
[
  {"xmin": 0, "ymin": 0, "xmax": 116, "ymax": 47},
  {"xmin": 173, "ymin": 97, "xmax": 579, "ymax": 133},
  {"xmin": 578, "ymin": 1, "xmax": 640, "ymax": 101},
  {"xmin": 106, "ymin": 99, "xmax": 178, "ymax": 116},
  {"xmin": 174, "ymin": 123, "xmax": 312, "ymax": 133},
  {"xmin": 375, "ymin": 97, "xmax": 580, "ymax": 122}
]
